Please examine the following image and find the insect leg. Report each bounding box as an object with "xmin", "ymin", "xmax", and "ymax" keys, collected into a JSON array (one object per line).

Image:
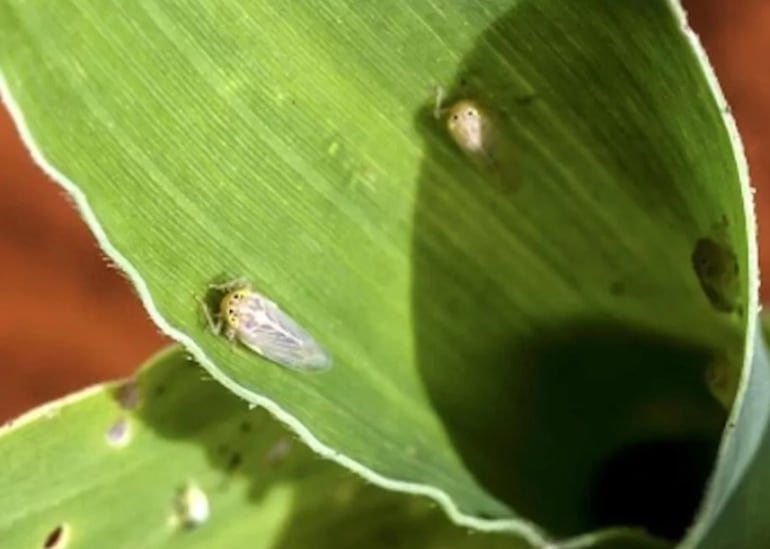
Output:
[
  {"xmin": 433, "ymin": 85, "xmax": 447, "ymax": 120},
  {"xmin": 198, "ymin": 298, "xmax": 222, "ymax": 335}
]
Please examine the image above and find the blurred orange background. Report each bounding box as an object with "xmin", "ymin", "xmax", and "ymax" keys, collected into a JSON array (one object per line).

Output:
[{"xmin": 1, "ymin": 1, "xmax": 769, "ymax": 422}]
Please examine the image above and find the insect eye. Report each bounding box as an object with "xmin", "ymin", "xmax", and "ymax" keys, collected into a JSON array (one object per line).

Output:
[{"xmin": 466, "ymin": 109, "xmax": 475, "ymax": 117}]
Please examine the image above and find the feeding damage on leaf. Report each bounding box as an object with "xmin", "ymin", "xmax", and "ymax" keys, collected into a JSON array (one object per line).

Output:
[
  {"xmin": 105, "ymin": 417, "xmax": 131, "ymax": 448},
  {"xmin": 691, "ymin": 236, "xmax": 740, "ymax": 314},
  {"xmin": 42, "ymin": 524, "xmax": 69, "ymax": 548}
]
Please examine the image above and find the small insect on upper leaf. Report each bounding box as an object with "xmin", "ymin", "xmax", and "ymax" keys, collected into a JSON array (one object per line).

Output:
[
  {"xmin": 202, "ymin": 278, "xmax": 332, "ymax": 372},
  {"xmin": 447, "ymin": 100, "xmax": 487, "ymax": 154},
  {"xmin": 434, "ymin": 86, "xmax": 495, "ymax": 165}
]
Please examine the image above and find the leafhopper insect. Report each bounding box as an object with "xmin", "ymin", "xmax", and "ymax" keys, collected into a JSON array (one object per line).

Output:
[
  {"xmin": 203, "ymin": 278, "xmax": 331, "ymax": 371},
  {"xmin": 434, "ymin": 86, "xmax": 495, "ymax": 165}
]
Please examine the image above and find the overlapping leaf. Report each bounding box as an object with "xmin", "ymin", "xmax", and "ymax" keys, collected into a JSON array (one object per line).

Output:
[{"xmin": 0, "ymin": 0, "xmax": 756, "ymax": 546}]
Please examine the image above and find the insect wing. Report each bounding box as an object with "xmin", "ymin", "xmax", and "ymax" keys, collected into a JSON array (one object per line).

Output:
[{"xmin": 237, "ymin": 294, "xmax": 331, "ymax": 371}]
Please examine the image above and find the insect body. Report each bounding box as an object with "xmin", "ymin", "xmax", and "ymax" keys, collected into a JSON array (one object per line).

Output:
[
  {"xmin": 434, "ymin": 87, "xmax": 495, "ymax": 165},
  {"xmin": 447, "ymin": 99, "xmax": 487, "ymax": 155},
  {"xmin": 204, "ymin": 278, "xmax": 331, "ymax": 371}
]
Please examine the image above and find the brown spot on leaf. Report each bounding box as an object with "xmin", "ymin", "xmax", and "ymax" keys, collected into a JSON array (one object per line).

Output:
[{"xmin": 691, "ymin": 238, "xmax": 739, "ymax": 313}]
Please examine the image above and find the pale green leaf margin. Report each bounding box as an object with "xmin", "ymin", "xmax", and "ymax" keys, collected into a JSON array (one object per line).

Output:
[
  {"xmin": 0, "ymin": 1, "xmax": 757, "ymax": 547},
  {"xmin": 668, "ymin": 0, "xmax": 761, "ymax": 547}
]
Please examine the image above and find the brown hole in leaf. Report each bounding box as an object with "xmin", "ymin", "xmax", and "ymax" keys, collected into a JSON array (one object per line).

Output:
[
  {"xmin": 691, "ymin": 237, "xmax": 739, "ymax": 313},
  {"xmin": 43, "ymin": 524, "xmax": 68, "ymax": 548},
  {"xmin": 115, "ymin": 379, "xmax": 140, "ymax": 410},
  {"xmin": 105, "ymin": 417, "xmax": 131, "ymax": 447}
]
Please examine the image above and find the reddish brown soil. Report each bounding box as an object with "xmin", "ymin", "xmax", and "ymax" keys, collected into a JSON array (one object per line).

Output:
[{"xmin": 0, "ymin": 104, "xmax": 167, "ymax": 421}]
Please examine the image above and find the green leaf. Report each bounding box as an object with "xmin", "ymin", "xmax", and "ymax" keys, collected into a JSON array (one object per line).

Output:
[
  {"xmin": 0, "ymin": 345, "xmax": 533, "ymax": 549},
  {"xmin": 0, "ymin": 0, "xmax": 756, "ymax": 545},
  {"xmin": 678, "ymin": 320, "xmax": 770, "ymax": 548}
]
